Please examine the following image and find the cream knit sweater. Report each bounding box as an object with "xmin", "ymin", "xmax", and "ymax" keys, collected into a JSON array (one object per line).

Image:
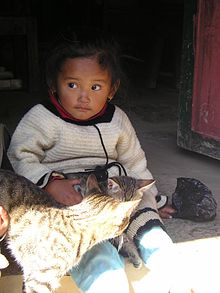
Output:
[{"xmin": 7, "ymin": 103, "xmax": 163, "ymax": 240}]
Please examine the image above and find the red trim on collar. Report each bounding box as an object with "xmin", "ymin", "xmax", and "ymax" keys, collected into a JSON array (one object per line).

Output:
[{"xmin": 49, "ymin": 92, "xmax": 108, "ymax": 122}]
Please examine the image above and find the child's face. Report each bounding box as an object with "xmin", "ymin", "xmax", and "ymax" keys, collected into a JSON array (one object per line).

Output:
[{"xmin": 55, "ymin": 57, "xmax": 115, "ymax": 120}]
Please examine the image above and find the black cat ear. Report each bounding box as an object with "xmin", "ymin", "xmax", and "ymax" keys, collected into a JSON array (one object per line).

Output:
[{"xmin": 86, "ymin": 174, "xmax": 102, "ymax": 194}]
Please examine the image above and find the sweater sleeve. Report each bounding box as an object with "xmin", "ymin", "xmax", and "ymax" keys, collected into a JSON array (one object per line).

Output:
[
  {"xmin": 7, "ymin": 105, "xmax": 58, "ymax": 184},
  {"xmin": 126, "ymin": 191, "xmax": 165, "ymax": 247},
  {"xmin": 116, "ymin": 108, "xmax": 157, "ymax": 198},
  {"xmin": 116, "ymin": 108, "xmax": 165, "ymax": 241}
]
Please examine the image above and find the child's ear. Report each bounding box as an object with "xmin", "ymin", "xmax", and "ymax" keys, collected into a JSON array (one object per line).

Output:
[
  {"xmin": 49, "ymin": 87, "xmax": 56, "ymax": 96},
  {"xmin": 109, "ymin": 79, "xmax": 120, "ymax": 98}
]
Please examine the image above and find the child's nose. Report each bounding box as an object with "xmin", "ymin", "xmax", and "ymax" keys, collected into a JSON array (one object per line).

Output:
[{"xmin": 78, "ymin": 89, "xmax": 89, "ymax": 102}]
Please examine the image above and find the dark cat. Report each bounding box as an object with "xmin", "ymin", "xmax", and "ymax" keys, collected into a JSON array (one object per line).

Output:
[{"xmin": 0, "ymin": 169, "xmax": 140, "ymax": 293}]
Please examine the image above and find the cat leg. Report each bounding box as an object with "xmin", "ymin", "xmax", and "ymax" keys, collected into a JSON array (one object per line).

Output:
[
  {"xmin": 126, "ymin": 189, "xmax": 176, "ymax": 290},
  {"xmin": 121, "ymin": 234, "xmax": 142, "ymax": 269},
  {"xmin": 23, "ymin": 271, "xmax": 61, "ymax": 293},
  {"xmin": 113, "ymin": 233, "xmax": 142, "ymax": 268},
  {"xmin": 23, "ymin": 281, "xmax": 54, "ymax": 293},
  {"xmin": 69, "ymin": 241, "xmax": 129, "ymax": 293},
  {"xmin": 24, "ymin": 280, "xmax": 58, "ymax": 293}
]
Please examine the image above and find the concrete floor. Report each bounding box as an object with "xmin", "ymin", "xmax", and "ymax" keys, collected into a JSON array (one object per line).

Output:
[
  {"xmin": 0, "ymin": 86, "xmax": 220, "ymax": 292},
  {"xmin": 124, "ymin": 87, "xmax": 220, "ymax": 292}
]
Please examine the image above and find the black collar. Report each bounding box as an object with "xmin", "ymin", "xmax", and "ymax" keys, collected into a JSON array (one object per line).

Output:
[{"xmin": 41, "ymin": 100, "xmax": 116, "ymax": 126}]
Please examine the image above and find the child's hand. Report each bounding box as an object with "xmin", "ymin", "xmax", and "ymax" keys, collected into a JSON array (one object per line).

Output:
[
  {"xmin": 44, "ymin": 179, "xmax": 83, "ymax": 205},
  {"xmin": 158, "ymin": 204, "xmax": 176, "ymax": 219},
  {"xmin": 0, "ymin": 206, "xmax": 9, "ymax": 238}
]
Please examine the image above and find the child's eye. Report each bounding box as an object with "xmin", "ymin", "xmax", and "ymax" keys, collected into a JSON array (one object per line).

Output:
[
  {"xmin": 68, "ymin": 83, "xmax": 77, "ymax": 89},
  {"xmin": 91, "ymin": 84, "xmax": 101, "ymax": 91}
]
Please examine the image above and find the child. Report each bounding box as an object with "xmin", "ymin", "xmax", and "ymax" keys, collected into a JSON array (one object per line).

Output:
[{"xmin": 7, "ymin": 34, "xmax": 175, "ymax": 292}]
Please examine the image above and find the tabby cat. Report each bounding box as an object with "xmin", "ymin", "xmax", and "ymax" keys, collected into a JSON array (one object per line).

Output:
[
  {"xmin": 0, "ymin": 169, "xmax": 140, "ymax": 293},
  {"xmin": 107, "ymin": 176, "xmax": 155, "ymax": 268},
  {"xmin": 66, "ymin": 173, "xmax": 155, "ymax": 268}
]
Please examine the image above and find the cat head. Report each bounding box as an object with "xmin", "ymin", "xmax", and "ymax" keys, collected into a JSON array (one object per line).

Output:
[
  {"xmin": 70, "ymin": 174, "xmax": 141, "ymax": 241},
  {"xmin": 80, "ymin": 193, "xmax": 141, "ymax": 239},
  {"xmin": 106, "ymin": 176, "xmax": 155, "ymax": 201}
]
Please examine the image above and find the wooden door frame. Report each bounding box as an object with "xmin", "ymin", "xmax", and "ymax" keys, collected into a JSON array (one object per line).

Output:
[{"xmin": 177, "ymin": 0, "xmax": 220, "ymax": 160}]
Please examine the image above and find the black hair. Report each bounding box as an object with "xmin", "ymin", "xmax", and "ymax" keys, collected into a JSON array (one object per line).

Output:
[{"xmin": 45, "ymin": 29, "xmax": 124, "ymax": 92}]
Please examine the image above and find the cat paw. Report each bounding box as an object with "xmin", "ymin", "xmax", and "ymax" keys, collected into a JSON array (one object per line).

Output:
[
  {"xmin": 132, "ymin": 260, "xmax": 142, "ymax": 269},
  {"xmin": 129, "ymin": 256, "xmax": 143, "ymax": 269}
]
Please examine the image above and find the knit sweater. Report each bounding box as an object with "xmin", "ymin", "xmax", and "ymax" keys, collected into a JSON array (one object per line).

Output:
[{"xmin": 7, "ymin": 102, "xmax": 163, "ymax": 239}]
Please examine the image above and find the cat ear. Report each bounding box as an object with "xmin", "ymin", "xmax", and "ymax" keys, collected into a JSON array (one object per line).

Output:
[
  {"xmin": 137, "ymin": 179, "xmax": 156, "ymax": 193},
  {"xmin": 107, "ymin": 178, "xmax": 121, "ymax": 193},
  {"xmin": 86, "ymin": 174, "xmax": 102, "ymax": 194}
]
